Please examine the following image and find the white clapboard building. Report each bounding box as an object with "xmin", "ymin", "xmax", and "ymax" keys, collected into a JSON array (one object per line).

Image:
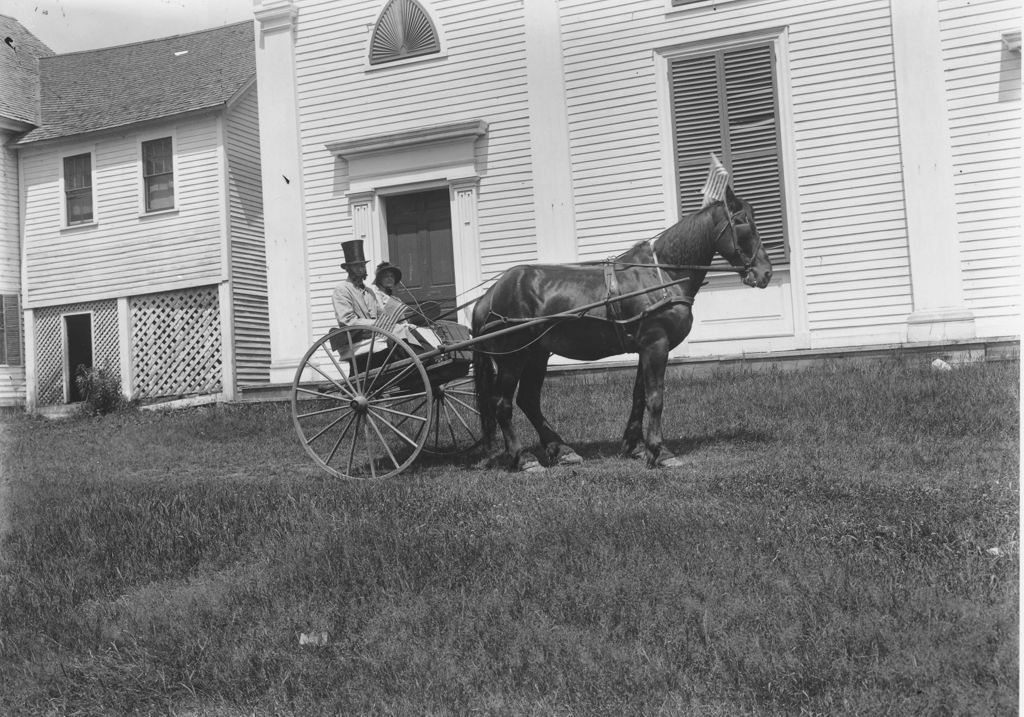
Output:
[
  {"xmin": 6, "ymin": 20, "xmax": 270, "ymax": 409},
  {"xmin": 252, "ymin": 0, "xmax": 1019, "ymax": 383}
]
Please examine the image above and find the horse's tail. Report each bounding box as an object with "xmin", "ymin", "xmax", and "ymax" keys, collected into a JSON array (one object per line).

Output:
[
  {"xmin": 471, "ymin": 293, "xmax": 498, "ymax": 448},
  {"xmin": 473, "ymin": 349, "xmax": 497, "ymax": 449}
]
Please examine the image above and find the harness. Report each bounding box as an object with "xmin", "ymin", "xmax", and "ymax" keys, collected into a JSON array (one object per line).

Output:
[{"xmin": 602, "ymin": 257, "xmax": 694, "ymax": 353}]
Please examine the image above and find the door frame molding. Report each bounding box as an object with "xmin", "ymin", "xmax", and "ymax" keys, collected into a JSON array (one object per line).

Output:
[{"xmin": 61, "ymin": 310, "xmax": 95, "ymax": 403}]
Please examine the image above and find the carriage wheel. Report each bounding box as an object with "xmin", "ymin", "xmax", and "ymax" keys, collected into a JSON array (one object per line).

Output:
[
  {"xmin": 291, "ymin": 326, "xmax": 431, "ymax": 480},
  {"xmin": 423, "ymin": 372, "xmax": 483, "ymax": 455}
]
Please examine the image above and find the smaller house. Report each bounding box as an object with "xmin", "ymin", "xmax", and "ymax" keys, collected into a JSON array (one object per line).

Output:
[
  {"xmin": 0, "ymin": 15, "xmax": 53, "ymax": 406},
  {"xmin": 11, "ymin": 20, "xmax": 269, "ymax": 410}
]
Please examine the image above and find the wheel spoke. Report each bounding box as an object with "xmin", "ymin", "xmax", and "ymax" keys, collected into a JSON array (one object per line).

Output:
[
  {"xmin": 366, "ymin": 341, "xmax": 403, "ymax": 395},
  {"xmin": 365, "ymin": 413, "xmax": 402, "ymax": 471},
  {"xmin": 369, "ymin": 360, "xmax": 422, "ymax": 396},
  {"xmin": 323, "ymin": 412, "xmax": 357, "ymax": 467},
  {"xmin": 442, "ymin": 397, "xmax": 476, "ymax": 435},
  {"xmin": 367, "ymin": 407, "xmax": 423, "ymax": 449},
  {"xmin": 347, "ymin": 414, "xmax": 362, "ymax": 477},
  {"xmin": 323, "ymin": 339, "xmax": 360, "ymax": 396}
]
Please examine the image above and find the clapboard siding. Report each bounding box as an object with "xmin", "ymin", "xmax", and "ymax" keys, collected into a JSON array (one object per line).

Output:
[
  {"xmin": 21, "ymin": 115, "xmax": 225, "ymax": 308},
  {"xmin": 294, "ymin": 0, "xmax": 536, "ymax": 336},
  {"xmin": 939, "ymin": 0, "xmax": 1021, "ymax": 329},
  {"xmin": 0, "ymin": 135, "xmax": 19, "ymax": 293},
  {"xmin": 226, "ymin": 85, "xmax": 270, "ymax": 385},
  {"xmin": 0, "ymin": 367, "xmax": 25, "ymax": 406},
  {"xmin": 560, "ymin": 0, "xmax": 911, "ymax": 337}
]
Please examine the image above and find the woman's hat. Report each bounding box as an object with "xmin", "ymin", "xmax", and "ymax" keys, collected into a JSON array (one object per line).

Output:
[
  {"xmin": 374, "ymin": 261, "xmax": 402, "ymax": 284},
  {"xmin": 340, "ymin": 240, "xmax": 368, "ymax": 267}
]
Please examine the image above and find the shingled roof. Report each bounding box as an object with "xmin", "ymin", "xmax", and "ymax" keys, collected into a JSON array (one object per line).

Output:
[
  {"xmin": 0, "ymin": 14, "xmax": 55, "ymax": 126},
  {"xmin": 15, "ymin": 20, "xmax": 255, "ymax": 144}
]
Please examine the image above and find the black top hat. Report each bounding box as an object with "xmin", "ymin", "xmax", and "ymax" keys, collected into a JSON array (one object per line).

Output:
[
  {"xmin": 374, "ymin": 261, "xmax": 402, "ymax": 284},
  {"xmin": 340, "ymin": 240, "xmax": 368, "ymax": 267}
]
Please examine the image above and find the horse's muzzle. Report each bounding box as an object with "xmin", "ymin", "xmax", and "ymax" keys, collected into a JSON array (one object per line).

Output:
[{"xmin": 743, "ymin": 268, "xmax": 772, "ymax": 288}]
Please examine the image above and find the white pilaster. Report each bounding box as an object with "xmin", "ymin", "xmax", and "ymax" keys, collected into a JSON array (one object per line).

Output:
[
  {"xmin": 524, "ymin": 0, "xmax": 577, "ymax": 263},
  {"xmin": 890, "ymin": 0, "xmax": 975, "ymax": 342},
  {"xmin": 254, "ymin": 0, "xmax": 312, "ymax": 383},
  {"xmin": 347, "ymin": 190, "xmax": 378, "ymax": 255},
  {"xmin": 218, "ymin": 282, "xmax": 236, "ymax": 400},
  {"xmin": 117, "ymin": 297, "xmax": 132, "ymax": 400},
  {"xmin": 450, "ymin": 178, "xmax": 484, "ymax": 323},
  {"xmin": 23, "ymin": 307, "xmax": 35, "ymax": 411}
]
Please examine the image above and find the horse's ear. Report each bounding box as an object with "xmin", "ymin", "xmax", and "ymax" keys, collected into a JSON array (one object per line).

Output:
[{"xmin": 725, "ymin": 185, "xmax": 743, "ymax": 212}]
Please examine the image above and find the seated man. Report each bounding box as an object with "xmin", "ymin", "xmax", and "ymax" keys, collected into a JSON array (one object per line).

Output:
[
  {"xmin": 331, "ymin": 241, "xmax": 419, "ymax": 370},
  {"xmin": 332, "ymin": 239, "xmax": 383, "ymax": 343}
]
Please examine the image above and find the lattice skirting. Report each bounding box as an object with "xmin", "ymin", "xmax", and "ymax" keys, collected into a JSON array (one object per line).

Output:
[
  {"xmin": 130, "ymin": 287, "xmax": 222, "ymax": 399},
  {"xmin": 34, "ymin": 301, "xmax": 120, "ymax": 406}
]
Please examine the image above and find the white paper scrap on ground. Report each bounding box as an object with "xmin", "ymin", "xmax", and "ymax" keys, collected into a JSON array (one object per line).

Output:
[{"xmin": 299, "ymin": 631, "xmax": 329, "ymax": 646}]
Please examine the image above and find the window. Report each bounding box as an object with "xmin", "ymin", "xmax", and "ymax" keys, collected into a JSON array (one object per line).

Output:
[
  {"xmin": 369, "ymin": 0, "xmax": 440, "ymax": 66},
  {"xmin": 142, "ymin": 137, "xmax": 175, "ymax": 212},
  {"xmin": 63, "ymin": 153, "xmax": 93, "ymax": 225},
  {"xmin": 0, "ymin": 294, "xmax": 22, "ymax": 366},
  {"xmin": 669, "ymin": 43, "xmax": 788, "ymax": 263}
]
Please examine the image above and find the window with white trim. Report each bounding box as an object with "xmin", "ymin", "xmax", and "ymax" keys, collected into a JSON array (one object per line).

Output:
[
  {"xmin": 142, "ymin": 137, "xmax": 175, "ymax": 212},
  {"xmin": 369, "ymin": 0, "xmax": 440, "ymax": 66},
  {"xmin": 63, "ymin": 152, "xmax": 93, "ymax": 225},
  {"xmin": 669, "ymin": 42, "xmax": 788, "ymax": 263}
]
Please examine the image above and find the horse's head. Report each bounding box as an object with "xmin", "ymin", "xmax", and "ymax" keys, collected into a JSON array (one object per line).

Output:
[{"xmin": 717, "ymin": 187, "xmax": 773, "ymax": 288}]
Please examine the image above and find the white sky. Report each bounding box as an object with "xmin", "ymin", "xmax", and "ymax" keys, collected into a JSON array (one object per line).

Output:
[{"xmin": 6, "ymin": 0, "xmax": 256, "ymax": 54}]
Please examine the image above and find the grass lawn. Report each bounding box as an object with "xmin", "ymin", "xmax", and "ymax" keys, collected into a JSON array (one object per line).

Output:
[{"xmin": 0, "ymin": 358, "xmax": 1018, "ymax": 716}]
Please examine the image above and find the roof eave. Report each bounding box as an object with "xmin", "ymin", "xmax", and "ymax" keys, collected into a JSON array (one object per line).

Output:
[{"xmin": 11, "ymin": 104, "xmax": 229, "ymax": 149}]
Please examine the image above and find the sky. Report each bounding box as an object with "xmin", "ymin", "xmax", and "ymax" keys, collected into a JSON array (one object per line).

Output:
[{"xmin": 6, "ymin": 0, "xmax": 256, "ymax": 54}]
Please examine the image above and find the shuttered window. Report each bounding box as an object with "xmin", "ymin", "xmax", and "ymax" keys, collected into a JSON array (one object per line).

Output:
[
  {"xmin": 63, "ymin": 153, "xmax": 93, "ymax": 225},
  {"xmin": 670, "ymin": 43, "xmax": 788, "ymax": 263},
  {"xmin": 369, "ymin": 0, "xmax": 440, "ymax": 65},
  {"xmin": 142, "ymin": 137, "xmax": 174, "ymax": 212},
  {"xmin": 0, "ymin": 294, "xmax": 22, "ymax": 366}
]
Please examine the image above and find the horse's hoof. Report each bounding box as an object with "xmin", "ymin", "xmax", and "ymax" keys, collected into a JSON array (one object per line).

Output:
[
  {"xmin": 521, "ymin": 459, "xmax": 545, "ymax": 473},
  {"xmin": 657, "ymin": 456, "xmax": 685, "ymax": 468},
  {"xmin": 626, "ymin": 446, "xmax": 645, "ymax": 460},
  {"xmin": 557, "ymin": 449, "xmax": 584, "ymax": 466}
]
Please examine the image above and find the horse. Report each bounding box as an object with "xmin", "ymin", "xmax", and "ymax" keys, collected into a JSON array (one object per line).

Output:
[{"xmin": 470, "ymin": 186, "xmax": 773, "ymax": 471}]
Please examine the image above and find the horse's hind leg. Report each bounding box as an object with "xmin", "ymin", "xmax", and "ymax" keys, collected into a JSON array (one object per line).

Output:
[
  {"xmin": 490, "ymin": 359, "xmax": 544, "ymax": 473},
  {"xmin": 516, "ymin": 352, "xmax": 583, "ymax": 466},
  {"xmin": 621, "ymin": 362, "xmax": 646, "ymax": 459}
]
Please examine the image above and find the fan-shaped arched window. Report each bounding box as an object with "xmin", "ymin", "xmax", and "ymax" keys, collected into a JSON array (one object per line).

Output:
[{"xmin": 369, "ymin": 0, "xmax": 441, "ymax": 66}]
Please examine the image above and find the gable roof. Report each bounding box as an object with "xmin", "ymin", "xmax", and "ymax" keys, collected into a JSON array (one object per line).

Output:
[
  {"xmin": 15, "ymin": 20, "xmax": 255, "ymax": 145},
  {"xmin": 0, "ymin": 14, "xmax": 55, "ymax": 126}
]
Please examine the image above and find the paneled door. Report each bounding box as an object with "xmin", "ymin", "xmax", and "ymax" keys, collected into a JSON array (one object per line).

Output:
[{"xmin": 384, "ymin": 188, "xmax": 456, "ymax": 317}]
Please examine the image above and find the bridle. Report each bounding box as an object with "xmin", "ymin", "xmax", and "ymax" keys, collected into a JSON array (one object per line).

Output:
[{"xmin": 713, "ymin": 203, "xmax": 764, "ymax": 276}]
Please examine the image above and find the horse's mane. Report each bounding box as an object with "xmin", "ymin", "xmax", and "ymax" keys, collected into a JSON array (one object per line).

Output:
[{"xmin": 651, "ymin": 204, "xmax": 720, "ymax": 267}]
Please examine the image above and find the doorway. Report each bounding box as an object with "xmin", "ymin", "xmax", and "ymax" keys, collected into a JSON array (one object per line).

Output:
[
  {"xmin": 64, "ymin": 313, "xmax": 93, "ymax": 403},
  {"xmin": 384, "ymin": 188, "xmax": 456, "ymax": 317}
]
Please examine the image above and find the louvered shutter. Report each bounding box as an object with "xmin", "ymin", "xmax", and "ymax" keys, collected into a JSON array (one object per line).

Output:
[
  {"xmin": 670, "ymin": 43, "xmax": 788, "ymax": 263},
  {"xmin": 1, "ymin": 294, "xmax": 22, "ymax": 366}
]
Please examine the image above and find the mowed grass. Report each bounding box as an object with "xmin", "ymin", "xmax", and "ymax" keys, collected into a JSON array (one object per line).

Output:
[{"xmin": 0, "ymin": 358, "xmax": 1017, "ymax": 716}]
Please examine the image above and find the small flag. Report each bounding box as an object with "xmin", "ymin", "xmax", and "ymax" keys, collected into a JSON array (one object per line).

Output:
[{"xmin": 700, "ymin": 153, "xmax": 730, "ymax": 208}]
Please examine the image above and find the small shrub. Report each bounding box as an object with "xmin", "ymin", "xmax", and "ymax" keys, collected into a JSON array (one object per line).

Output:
[{"xmin": 75, "ymin": 365, "xmax": 129, "ymax": 416}]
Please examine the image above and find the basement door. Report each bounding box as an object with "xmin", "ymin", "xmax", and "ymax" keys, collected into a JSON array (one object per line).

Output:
[
  {"xmin": 64, "ymin": 313, "xmax": 93, "ymax": 403},
  {"xmin": 384, "ymin": 188, "xmax": 456, "ymax": 317}
]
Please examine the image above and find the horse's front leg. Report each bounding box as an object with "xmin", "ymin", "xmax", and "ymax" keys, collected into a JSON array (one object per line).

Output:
[
  {"xmin": 640, "ymin": 342, "xmax": 684, "ymax": 468},
  {"xmin": 621, "ymin": 362, "xmax": 646, "ymax": 459},
  {"xmin": 517, "ymin": 354, "xmax": 583, "ymax": 466}
]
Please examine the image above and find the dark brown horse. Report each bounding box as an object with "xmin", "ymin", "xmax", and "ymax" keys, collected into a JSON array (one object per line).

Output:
[{"xmin": 471, "ymin": 187, "xmax": 773, "ymax": 471}]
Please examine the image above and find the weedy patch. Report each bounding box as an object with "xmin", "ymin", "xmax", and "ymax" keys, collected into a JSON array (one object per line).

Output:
[{"xmin": 0, "ymin": 359, "xmax": 1017, "ymax": 716}]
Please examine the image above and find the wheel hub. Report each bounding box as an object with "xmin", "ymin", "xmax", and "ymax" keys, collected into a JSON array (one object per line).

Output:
[{"xmin": 349, "ymin": 395, "xmax": 370, "ymax": 413}]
